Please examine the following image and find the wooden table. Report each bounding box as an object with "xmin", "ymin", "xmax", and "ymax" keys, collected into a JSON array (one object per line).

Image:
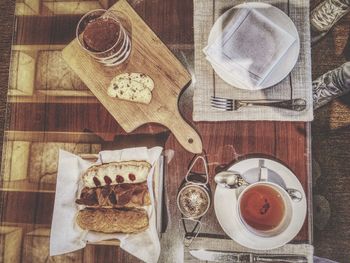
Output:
[{"xmin": 0, "ymin": 0, "xmax": 311, "ymax": 262}]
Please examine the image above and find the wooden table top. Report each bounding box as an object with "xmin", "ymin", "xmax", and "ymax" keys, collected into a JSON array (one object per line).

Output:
[{"xmin": 0, "ymin": 0, "xmax": 312, "ymax": 262}]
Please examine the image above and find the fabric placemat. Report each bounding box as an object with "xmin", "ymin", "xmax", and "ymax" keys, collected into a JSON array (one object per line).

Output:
[
  {"xmin": 193, "ymin": 0, "xmax": 313, "ymax": 121},
  {"xmin": 184, "ymin": 236, "xmax": 314, "ymax": 263}
]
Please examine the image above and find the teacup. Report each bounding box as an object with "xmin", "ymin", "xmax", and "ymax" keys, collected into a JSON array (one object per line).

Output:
[{"xmin": 236, "ymin": 167, "xmax": 293, "ymax": 237}]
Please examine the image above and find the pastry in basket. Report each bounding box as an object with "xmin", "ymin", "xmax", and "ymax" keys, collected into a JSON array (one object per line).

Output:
[
  {"xmin": 75, "ymin": 182, "xmax": 151, "ymax": 208},
  {"xmin": 76, "ymin": 160, "xmax": 152, "ymax": 234},
  {"xmin": 82, "ymin": 160, "xmax": 151, "ymax": 187},
  {"xmin": 76, "ymin": 208, "xmax": 149, "ymax": 234}
]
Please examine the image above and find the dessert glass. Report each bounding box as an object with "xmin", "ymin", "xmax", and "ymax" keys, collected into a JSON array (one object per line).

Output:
[{"xmin": 76, "ymin": 9, "xmax": 131, "ymax": 67}]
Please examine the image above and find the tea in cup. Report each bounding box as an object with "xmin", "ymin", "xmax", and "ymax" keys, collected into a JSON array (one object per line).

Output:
[{"xmin": 236, "ymin": 168, "xmax": 293, "ymax": 237}]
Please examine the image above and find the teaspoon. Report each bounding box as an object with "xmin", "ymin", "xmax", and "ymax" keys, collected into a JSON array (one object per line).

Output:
[{"xmin": 214, "ymin": 171, "xmax": 303, "ymax": 202}]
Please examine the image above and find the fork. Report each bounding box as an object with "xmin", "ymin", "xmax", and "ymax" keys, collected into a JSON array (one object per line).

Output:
[{"xmin": 210, "ymin": 96, "xmax": 307, "ymax": 111}]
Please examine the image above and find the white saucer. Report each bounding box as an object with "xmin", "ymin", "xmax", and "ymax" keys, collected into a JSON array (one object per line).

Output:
[
  {"xmin": 214, "ymin": 158, "xmax": 307, "ymax": 250},
  {"xmin": 208, "ymin": 2, "xmax": 300, "ymax": 90}
]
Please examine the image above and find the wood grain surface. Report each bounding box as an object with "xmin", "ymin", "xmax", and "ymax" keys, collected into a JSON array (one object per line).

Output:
[
  {"xmin": 159, "ymin": 121, "xmax": 310, "ymax": 262},
  {"xmin": 0, "ymin": 0, "xmax": 348, "ymax": 262},
  {"xmin": 63, "ymin": 0, "xmax": 202, "ymax": 154}
]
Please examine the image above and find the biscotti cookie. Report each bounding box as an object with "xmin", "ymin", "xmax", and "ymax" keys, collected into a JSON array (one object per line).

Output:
[
  {"xmin": 111, "ymin": 72, "xmax": 154, "ymax": 91},
  {"xmin": 107, "ymin": 73, "xmax": 154, "ymax": 104},
  {"xmin": 108, "ymin": 78, "xmax": 152, "ymax": 104},
  {"xmin": 129, "ymin": 73, "xmax": 154, "ymax": 91}
]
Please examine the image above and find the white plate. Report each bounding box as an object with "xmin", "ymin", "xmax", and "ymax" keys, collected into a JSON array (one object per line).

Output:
[
  {"xmin": 214, "ymin": 158, "xmax": 307, "ymax": 250},
  {"xmin": 208, "ymin": 2, "xmax": 300, "ymax": 90}
]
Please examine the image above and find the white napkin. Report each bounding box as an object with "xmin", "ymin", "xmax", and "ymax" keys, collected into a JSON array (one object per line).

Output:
[
  {"xmin": 203, "ymin": 5, "xmax": 296, "ymax": 89},
  {"xmin": 50, "ymin": 147, "xmax": 163, "ymax": 263}
]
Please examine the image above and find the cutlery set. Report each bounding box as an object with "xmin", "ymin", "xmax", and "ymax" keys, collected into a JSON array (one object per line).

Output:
[{"xmin": 189, "ymin": 249, "xmax": 308, "ymax": 263}]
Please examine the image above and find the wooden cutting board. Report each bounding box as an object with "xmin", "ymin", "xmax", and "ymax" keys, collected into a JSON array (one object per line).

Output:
[{"xmin": 62, "ymin": 0, "xmax": 202, "ymax": 154}]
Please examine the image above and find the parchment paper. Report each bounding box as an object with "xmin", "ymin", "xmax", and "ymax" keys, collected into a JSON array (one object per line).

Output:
[{"xmin": 50, "ymin": 147, "xmax": 163, "ymax": 263}]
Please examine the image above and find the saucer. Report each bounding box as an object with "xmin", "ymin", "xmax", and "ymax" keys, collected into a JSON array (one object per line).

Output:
[
  {"xmin": 207, "ymin": 2, "xmax": 300, "ymax": 90},
  {"xmin": 214, "ymin": 158, "xmax": 307, "ymax": 250}
]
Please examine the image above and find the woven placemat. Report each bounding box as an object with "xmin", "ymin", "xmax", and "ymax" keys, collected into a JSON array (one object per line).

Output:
[{"xmin": 193, "ymin": 0, "xmax": 313, "ymax": 121}]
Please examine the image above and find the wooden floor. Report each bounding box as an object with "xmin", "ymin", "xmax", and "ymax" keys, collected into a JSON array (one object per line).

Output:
[{"xmin": 0, "ymin": 0, "xmax": 349, "ymax": 262}]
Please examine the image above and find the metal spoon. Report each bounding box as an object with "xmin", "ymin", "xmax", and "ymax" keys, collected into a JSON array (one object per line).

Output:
[
  {"xmin": 214, "ymin": 171, "xmax": 303, "ymax": 202},
  {"xmin": 214, "ymin": 171, "xmax": 248, "ymax": 189},
  {"xmin": 286, "ymin": 188, "xmax": 303, "ymax": 202}
]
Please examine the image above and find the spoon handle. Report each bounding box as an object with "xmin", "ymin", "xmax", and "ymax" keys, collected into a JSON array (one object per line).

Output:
[
  {"xmin": 237, "ymin": 99, "xmax": 307, "ymax": 111},
  {"xmin": 214, "ymin": 171, "xmax": 248, "ymax": 189},
  {"xmin": 286, "ymin": 188, "xmax": 303, "ymax": 202}
]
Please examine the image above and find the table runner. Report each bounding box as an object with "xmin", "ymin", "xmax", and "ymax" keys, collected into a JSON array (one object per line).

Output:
[{"xmin": 193, "ymin": 0, "xmax": 313, "ymax": 121}]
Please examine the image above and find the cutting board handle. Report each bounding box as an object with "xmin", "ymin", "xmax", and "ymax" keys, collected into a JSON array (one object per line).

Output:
[{"xmin": 163, "ymin": 110, "xmax": 203, "ymax": 154}]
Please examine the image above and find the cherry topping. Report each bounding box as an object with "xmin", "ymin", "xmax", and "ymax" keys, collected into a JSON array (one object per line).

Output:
[
  {"xmin": 104, "ymin": 176, "xmax": 112, "ymax": 185},
  {"xmin": 93, "ymin": 177, "xmax": 101, "ymax": 187},
  {"xmin": 116, "ymin": 175, "xmax": 124, "ymax": 183},
  {"xmin": 128, "ymin": 173, "xmax": 136, "ymax": 181}
]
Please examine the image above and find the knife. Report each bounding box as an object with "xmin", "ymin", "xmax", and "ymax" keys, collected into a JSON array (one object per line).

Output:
[{"xmin": 189, "ymin": 249, "xmax": 308, "ymax": 263}]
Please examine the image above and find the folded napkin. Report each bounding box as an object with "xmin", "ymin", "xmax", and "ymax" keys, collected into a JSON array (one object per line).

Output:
[
  {"xmin": 193, "ymin": 0, "xmax": 314, "ymax": 122},
  {"xmin": 50, "ymin": 147, "xmax": 163, "ymax": 263},
  {"xmin": 204, "ymin": 5, "xmax": 295, "ymax": 89}
]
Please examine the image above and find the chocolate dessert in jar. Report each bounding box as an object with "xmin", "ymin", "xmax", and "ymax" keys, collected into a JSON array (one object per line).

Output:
[{"xmin": 76, "ymin": 9, "xmax": 131, "ymax": 66}]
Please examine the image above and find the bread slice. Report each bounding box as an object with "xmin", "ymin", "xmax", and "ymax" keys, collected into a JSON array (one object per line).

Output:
[
  {"xmin": 82, "ymin": 160, "xmax": 151, "ymax": 188},
  {"xmin": 111, "ymin": 72, "xmax": 154, "ymax": 91},
  {"xmin": 107, "ymin": 77, "xmax": 152, "ymax": 104},
  {"xmin": 107, "ymin": 73, "xmax": 154, "ymax": 104},
  {"xmin": 129, "ymin": 73, "xmax": 154, "ymax": 91},
  {"xmin": 76, "ymin": 208, "xmax": 149, "ymax": 233}
]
